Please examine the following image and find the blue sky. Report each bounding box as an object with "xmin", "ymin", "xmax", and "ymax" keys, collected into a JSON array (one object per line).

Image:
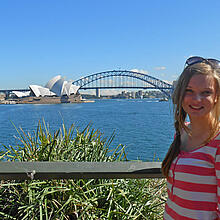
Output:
[{"xmin": 1, "ymin": 0, "xmax": 220, "ymax": 89}]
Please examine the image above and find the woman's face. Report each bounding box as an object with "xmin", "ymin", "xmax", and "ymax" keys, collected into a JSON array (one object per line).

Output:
[{"xmin": 182, "ymin": 74, "xmax": 217, "ymax": 121}]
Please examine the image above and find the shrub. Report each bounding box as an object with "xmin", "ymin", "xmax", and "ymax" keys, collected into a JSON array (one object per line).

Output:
[{"xmin": 0, "ymin": 121, "xmax": 166, "ymax": 219}]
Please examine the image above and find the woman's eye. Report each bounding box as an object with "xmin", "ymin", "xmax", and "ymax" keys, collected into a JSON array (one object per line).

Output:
[
  {"xmin": 202, "ymin": 91, "xmax": 212, "ymax": 95},
  {"xmin": 185, "ymin": 89, "xmax": 193, "ymax": 93}
]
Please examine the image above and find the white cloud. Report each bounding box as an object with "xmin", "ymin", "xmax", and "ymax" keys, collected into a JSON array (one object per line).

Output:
[
  {"xmin": 154, "ymin": 66, "xmax": 166, "ymax": 70},
  {"xmin": 130, "ymin": 69, "xmax": 149, "ymax": 74}
]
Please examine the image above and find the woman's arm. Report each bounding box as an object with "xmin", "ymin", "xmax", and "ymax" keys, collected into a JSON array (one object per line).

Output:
[{"xmin": 215, "ymin": 145, "xmax": 220, "ymax": 217}]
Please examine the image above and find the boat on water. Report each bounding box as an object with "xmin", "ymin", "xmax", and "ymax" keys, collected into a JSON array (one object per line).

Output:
[{"xmin": 159, "ymin": 98, "xmax": 168, "ymax": 102}]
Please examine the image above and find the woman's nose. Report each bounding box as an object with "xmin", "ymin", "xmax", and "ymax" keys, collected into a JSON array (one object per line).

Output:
[{"xmin": 192, "ymin": 94, "xmax": 202, "ymax": 101}]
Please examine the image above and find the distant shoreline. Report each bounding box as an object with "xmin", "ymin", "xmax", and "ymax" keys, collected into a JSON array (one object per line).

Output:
[{"xmin": 0, "ymin": 95, "xmax": 94, "ymax": 105}]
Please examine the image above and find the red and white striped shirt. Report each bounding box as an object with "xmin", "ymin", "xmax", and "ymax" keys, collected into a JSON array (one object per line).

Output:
[{"xmin": 164, "ymin": 131, "xmax": 220, "ymax": 220}]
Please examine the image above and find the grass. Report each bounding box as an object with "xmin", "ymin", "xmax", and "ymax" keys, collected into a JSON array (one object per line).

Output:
[{"xmin": 0, "ymin": 120, "xmax": 167, "ymax": 219}]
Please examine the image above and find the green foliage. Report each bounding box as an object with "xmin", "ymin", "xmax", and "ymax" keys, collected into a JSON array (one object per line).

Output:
[{"xmin": 0, "ymin": 120, "xmax": 166, "ymax": 219}]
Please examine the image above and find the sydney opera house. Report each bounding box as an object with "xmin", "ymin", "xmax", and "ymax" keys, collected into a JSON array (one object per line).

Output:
[{"xmin": 11, "ymin": 75, "xmax": 82, "ymax": 104}]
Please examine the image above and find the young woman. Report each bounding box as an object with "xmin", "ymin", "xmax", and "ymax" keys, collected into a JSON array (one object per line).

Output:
[{"xmin": 162, "ymin": 56, "xmax": 220, "ymax": 219}]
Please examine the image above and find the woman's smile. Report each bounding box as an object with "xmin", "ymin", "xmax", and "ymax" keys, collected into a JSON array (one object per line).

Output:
[{"xmin": 189, "ymin": 105, "xmax": 203, "ymax": 110}]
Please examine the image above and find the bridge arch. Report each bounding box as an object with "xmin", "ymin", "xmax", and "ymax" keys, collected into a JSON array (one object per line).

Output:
[{"xmin": 72, "ymin": 70, "xmax": 174, "ymax": 97}]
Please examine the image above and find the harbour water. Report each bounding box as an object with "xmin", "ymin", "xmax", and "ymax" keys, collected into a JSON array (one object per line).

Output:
[{"xmin": 0, "ymin": 99, "xmax": 174, "ymax": 161}]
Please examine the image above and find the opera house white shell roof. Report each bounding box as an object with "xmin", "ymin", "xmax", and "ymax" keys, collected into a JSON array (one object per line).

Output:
[
  {"xmin": 45, "ymin": 75, "xmax": 62, "ymax": 91},
  {"xmin": 29, "ymin": 85, "xmax": 56, "ymax": 97},
  {"xmin": 12, "ymin": 75, "xmax": 80, "ymax": 98},
  {"xmin": 12, "ymin": 91, "xmax": 30, "ymax": 98},
  {"xmin": 44, "ymin": 75, "xmax": 80, "ymax": 97}
]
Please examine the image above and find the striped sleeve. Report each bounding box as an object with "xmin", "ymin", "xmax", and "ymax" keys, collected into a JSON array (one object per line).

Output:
[{"xmin": 214, "ymin": 139, "xmax": 220, "ymax": 218}]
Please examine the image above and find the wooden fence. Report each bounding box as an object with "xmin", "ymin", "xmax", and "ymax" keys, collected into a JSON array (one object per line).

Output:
[{"xmin": 0, "ymin": 162, "xmax": 163, "ymax": 180}]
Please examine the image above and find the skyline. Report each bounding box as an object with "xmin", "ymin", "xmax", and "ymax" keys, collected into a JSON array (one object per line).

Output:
[{"xmin": 1, "ymin": 0, "xmax": 220, "ymax": 89}]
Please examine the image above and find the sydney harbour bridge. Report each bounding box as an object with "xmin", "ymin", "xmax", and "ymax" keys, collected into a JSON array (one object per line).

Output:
[
  {"xmin": 0, "ymin": 70, "xmax": 174, "ymax": 98},
  {"xmin": 72, "ymin": 70, "xmax": 173, "ymax": 98}
]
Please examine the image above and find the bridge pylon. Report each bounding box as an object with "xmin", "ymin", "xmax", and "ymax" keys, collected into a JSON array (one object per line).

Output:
[{"xmin": 96, "ymin": 88, "xmax": 100, "ymax": 98}]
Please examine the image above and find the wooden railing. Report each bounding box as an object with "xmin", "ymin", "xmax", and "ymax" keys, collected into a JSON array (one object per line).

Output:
[{"xmin": 0, "ymin": 162, "xmax": 163, "ymax": 180}]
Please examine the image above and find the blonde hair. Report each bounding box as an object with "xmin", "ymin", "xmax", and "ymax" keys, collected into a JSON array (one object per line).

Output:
[{"xmin": 162, "ymin": 62, "xmax": 220, "ymax": 178}]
